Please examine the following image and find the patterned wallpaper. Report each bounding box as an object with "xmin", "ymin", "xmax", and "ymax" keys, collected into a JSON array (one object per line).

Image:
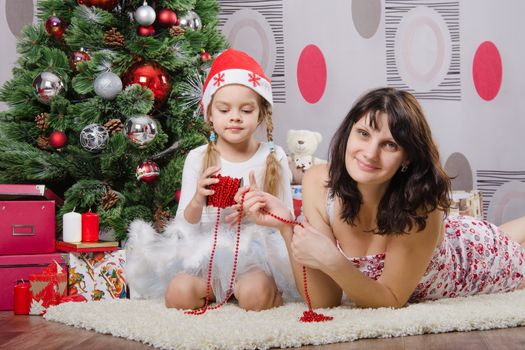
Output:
[{"xmin": 1, "ymin": 0, "xmax": 524, "ymax": 224}]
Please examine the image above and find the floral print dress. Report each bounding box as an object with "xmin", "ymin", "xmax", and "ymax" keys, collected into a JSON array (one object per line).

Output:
[{"xmin": 328, "ymin": 197, "xmax": 525, "ymax": 302}]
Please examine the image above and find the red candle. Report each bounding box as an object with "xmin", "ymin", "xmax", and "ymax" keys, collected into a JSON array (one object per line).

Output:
[
  {"xmin": 82, "ymin": 211, "xmax": 99, "ymax": 242},
  {"xmin": 14, "ymin": 280, "xmax": 30, "ymax": 315}
]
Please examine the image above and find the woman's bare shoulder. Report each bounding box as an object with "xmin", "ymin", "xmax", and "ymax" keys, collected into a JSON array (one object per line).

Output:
[
  {"xmin": 302, "ymin": 164, "xmax": 329, "ymax": 188},
  {"xmin": 301, "ymin": 164, "xmax": 333, "ymax": 235}
]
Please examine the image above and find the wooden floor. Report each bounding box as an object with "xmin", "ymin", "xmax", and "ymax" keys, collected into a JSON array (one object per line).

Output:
[{"xmin": 1, "ymin": 311, "xmax": 524, "ymax": 349}]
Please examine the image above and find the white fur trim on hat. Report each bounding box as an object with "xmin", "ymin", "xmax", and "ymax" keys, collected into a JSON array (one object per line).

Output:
[{"xmin": 201, "ymin": 68, "xmax": 273, "ymax": 114}]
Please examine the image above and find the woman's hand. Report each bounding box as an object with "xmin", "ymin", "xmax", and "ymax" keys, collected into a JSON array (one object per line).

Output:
[
  {"xmin": 241, "ymin": 189, "xmax": 294, "ymax": 230},
  {"xmin": 291, "ymin": 217, "xmax": 342, "ymax": 272}
]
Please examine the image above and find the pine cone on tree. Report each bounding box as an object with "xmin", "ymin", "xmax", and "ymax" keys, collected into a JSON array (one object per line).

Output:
[
  {"xmin": 104, "ymin": 27, "xmax": 125, "ymax": 47},
  {"xmin": 153, "ymin": 203, "xmax": 172, "ymax": 232},
  {"xmin": 36, "ymin": 135, "xmax": 50, "ymax": 150},
  {"xmin": 104, "ymin": 118, "xmax": 124, "ymax": 135},
  {"xmin": 35, "ymin": 112, "xmax": 50, "ymax": 131},
  {"xmin": 101, "ymin": 189, "xmax": 119, "ymax": 210},
  {"xmin": 169, "ymin": 25, "xmax": 185, "ymax": 37}
]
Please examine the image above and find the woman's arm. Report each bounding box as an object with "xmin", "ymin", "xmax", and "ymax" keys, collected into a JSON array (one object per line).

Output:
[
  {"xmin": 293, "ymin": 165, "xmax": 443, "ymax": 308},
  {"xmin": 295, "ymin": 205, "xmax": 443, "ymax": 308},
  {"xmin": 239, "ymin": 181, "xmax": 342, "ymax": 308},
  {"xmin": 324, "ymin": 210, "xmax": 441, "ymax": 308},
  {"xmin": 292, "ymin": 165, "xmax": 343, "ymax": 307}
]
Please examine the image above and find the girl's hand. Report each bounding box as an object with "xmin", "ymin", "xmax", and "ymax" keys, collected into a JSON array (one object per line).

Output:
[
  {"xmin": 192, "ymin": 165, "xmax": 221, "ymax": 207},
  {"xmin": 226, "ymin": 171, "xmax": 293, "ymax": 229},
  {"xmin": 291, "ymin": 217, "xmax": 342, "ymax": 271},
  {"xmin": 226, "ymin": 171, "xmax": 257, "ymax": 223}
]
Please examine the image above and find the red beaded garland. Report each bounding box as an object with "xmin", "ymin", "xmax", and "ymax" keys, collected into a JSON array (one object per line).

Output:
[
  {"xmin": 186, "ymin": 176, "xmax": 332, "ymax": 323},
  {"xmin": 261, "ymin": 209, "xmax": 333, "ymax": 322},
  {"xmin": 207, "ymin": 175, "xmax": 241, "ymax": 208},
  {"xmin": 185, "ymin": 175, "xmax": 243, "ymax": 316}
]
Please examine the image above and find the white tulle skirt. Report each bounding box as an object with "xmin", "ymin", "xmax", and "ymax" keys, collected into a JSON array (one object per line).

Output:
[{"xmin": 124, "ymin": 214, "xmax": 300, "ymax": 303}]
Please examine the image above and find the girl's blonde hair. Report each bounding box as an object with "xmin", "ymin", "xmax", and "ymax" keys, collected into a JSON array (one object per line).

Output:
[{"xmin": 201, "ymin": 96, "xmax": 282, "ymax": 197}]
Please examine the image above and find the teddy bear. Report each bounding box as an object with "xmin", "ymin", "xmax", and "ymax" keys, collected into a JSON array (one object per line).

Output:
[{"xmin": 286, "ymin": 129, "xmax": 327, "ymax": 185}]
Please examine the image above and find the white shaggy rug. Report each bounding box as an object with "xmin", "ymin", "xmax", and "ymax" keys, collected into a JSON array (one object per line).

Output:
[{"xmin": 45, "ymin": 289, "xmax": 525, "ymax": 350}]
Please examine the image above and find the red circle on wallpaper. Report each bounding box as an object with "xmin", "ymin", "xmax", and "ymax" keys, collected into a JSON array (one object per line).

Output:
[
  {"xmin": 472, "ymin": 41, "xmax": 502, "ymax": 101},
  {"xmin": 297, "ymin": 45, "xmax": 327, "ymax": 104}
]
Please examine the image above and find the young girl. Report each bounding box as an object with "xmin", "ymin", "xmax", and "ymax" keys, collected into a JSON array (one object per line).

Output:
[
  {"xmin": 239, "ymin": 87, "xmax": 525, "ymax": 309},
  {"xmin": 125, "ymin": 48, "xmax": 298, "ymax": 311}
]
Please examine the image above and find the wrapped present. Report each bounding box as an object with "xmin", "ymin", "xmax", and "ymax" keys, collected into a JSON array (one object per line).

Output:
[
  {"xmin": 29, "ymin": 260, "xmax": 67, "ymax": 315},
  {"xmin": 450, "ymin": 190, "xmax": 483, "ymax": 220},
  {"xmin": 67, "ymin": 250, "xmax": 127, "ymax": 301},
  {"xmin": 0, "ymin": 253, "xmax": 66, "ymax": 311}
]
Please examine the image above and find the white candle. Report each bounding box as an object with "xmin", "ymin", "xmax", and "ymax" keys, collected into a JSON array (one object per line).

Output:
[{"xmin": 63, "ymin": 211, "xmax": 82, "ymax": 243}]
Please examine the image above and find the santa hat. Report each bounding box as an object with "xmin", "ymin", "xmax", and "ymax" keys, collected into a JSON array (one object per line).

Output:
[{"xmin": 201, "ymin": 48, "xmax": 273, "ymax": 114}]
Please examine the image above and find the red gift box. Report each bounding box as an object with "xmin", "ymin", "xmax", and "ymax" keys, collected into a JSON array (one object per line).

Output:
[
  {"xmin": 29, "ymin": 261, "xmax": 68, "ymax": 315},
  {"xmin": 0, "ymin": 253, "xmax": 66, "ymax": 310},
  {"xmin": 0, "ymin": 184, "xmax": 63, "ymax": 255}
]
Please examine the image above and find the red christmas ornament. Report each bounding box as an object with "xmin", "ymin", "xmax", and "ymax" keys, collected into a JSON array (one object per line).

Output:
[
  {"xmin": 137, "ymin": 25, "xmax": 156, "ymax": 37},
  {"xmin": 45, "ymin": 16, "xmax": 66, "ymax": 39},
  {"xmin": 200, "ymin": 51, "xmax": 212, "ymax": 62},
  {"xmin": 69, "ymin": 49, "xmax": 90, "ymax": 72},
  {"xmin": 77, "ymin": 0, "xmax": 119, "ymax": 10},
  {"xmin": 49, "ymin": 130, "xmax": 68, "ymax": 149},
  {"xmin": 157, "ymin": 8, "xmax": 178, "ymax": 27},
  {"xmin": 136, "ymin": 160, "xmax": 160, "ymax": 183},
  {"xmin": 123, "ymin": 62, "xmax": 171, "ymax": 105},
  {"xmin": 175, "ymin": 189, "xmax": 181, "ymax": 203}
]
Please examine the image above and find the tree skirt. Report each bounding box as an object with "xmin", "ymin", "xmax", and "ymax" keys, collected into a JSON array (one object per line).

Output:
[{"xmin": 45, "ymin": 289, "xmax": 525, "ymax": 350}]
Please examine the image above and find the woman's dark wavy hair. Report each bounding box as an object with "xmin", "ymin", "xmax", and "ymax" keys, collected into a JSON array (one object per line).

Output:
[{"xmin": 328, "ymin": 87, "xmax": 451, "ymax": 234}]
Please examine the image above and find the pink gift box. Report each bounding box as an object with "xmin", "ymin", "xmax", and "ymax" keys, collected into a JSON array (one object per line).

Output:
[
  {"xmin": 0, "ymin": 184, "xmax": 63, "ymax": 255},
  {"xmin": 0, "ymin": 252, "xmax": 66, "ymax": 310}
]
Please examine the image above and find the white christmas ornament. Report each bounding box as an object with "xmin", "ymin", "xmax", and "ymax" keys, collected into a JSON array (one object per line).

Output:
[
  {"xmin": 94, "ymin": 71, "xmax": 122, "ymax": 100},
  {"xmin": 134, "ymin": 1, "xmax": 156, "ymax": 26},
  {"xmin": 80, "ymin": 124, "xmax": 109, "ymax": 152}
]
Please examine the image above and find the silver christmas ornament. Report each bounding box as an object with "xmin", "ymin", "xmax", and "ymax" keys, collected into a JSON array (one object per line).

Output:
[
  {"xmin": 94, "ymin": 71, "xmax": 123, "ymax": 100},
  {"xmin": 80, "ymin": 124, "xmax": 109, "ymax": 152},
  {"xmin": 178, "ymin": 10, "xmax": 202, "ymax": 31},
  {"xmin": 32, "ymin": 71, "xmax": 65, "ymax": 104},
  {"xmin": 134, "ymin": 1, "xmax": 156, "ymax": 26},
  {"xmin": 123, "ymin": 115, "xmax": 157, "ymax": 148}
]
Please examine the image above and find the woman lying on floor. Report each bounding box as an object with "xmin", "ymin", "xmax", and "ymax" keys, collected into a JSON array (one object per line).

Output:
[{"xmin": 235, "ymin": 87, "xmax": 525, "ymax": 309}]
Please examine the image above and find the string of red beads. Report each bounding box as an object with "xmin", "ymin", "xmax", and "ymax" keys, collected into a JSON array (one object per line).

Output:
[
  {"xmin": 186, "ymin": 175, "xmax": 243, "ymax": 315},
  {"xmin": 261, "ymin": 209, "xmax": 333, "ymax": 322},
  {"xmin": 186, "ymin": 175, "xmax": 332, "ymax": 322},
  {"xmin": 207, "ymin": 175, "xmax": 241, "ymax": 208}
]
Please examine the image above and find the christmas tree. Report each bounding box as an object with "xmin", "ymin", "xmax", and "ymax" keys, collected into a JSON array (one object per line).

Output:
[{"xmin": 0, "ymin": 0, "xmax": 227, "ymax": 240}]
